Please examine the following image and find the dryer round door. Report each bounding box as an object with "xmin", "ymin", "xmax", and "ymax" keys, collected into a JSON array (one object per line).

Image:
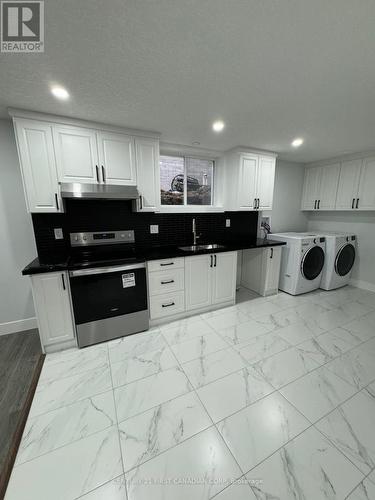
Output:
[
  {"xmin": 335, "ymin": 243, "xmax": 356, "ymax": 276},
  {"xmin": 301, "ymin": 245, "xmax": 325, "ymax": 280}
]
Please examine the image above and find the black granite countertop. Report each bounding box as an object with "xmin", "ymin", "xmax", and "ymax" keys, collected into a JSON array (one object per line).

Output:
[{"xmin": 22, "ymin": 238, "xmax": 285, "ymax": 276}]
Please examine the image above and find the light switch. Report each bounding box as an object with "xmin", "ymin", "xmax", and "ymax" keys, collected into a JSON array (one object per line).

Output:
[
  {"xmin": 226, "ymin": 219, "xmax": 231, "ymax": 228},
  {"xmin": 54, "ymin": 228, "xmax": 64, "ymax": 240},
  {"xmin": 150, "ymin": 225, "xmax": 159, "ymax": 234}
]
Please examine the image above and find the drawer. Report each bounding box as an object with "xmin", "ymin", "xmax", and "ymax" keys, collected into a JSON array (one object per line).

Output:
[
  {"xmin": 150, "ymin": 291, "xmax": 185, "ymax": 319},
  {"xmin": 149, "ymin": 268, "xmax": 184, "ymax": 296},
  {"xmin": 148, "ymin": 257, "xmax": 184, "ymax": 273}
]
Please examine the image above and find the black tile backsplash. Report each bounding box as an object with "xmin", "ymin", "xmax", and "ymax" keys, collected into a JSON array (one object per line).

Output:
[{"xmin": 32, "ymin": 200, "xmax": 258, "ymax": 263}]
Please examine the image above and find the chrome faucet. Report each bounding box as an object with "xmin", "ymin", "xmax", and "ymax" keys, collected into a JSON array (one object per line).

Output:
[{"xmin": 192, "ymin": 218, "xmax": 201, "ymax": 245}]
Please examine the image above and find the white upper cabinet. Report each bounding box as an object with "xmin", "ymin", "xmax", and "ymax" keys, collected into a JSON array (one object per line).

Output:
[
  {"xmin": 135, "ymin": 137, "xmax": 160, "ymax": 211},
  {"xmin": 302, "ymin": 156, "xmax": 375, "ymax": 211},
  {"xmin": 335, "ymin": 159, "xmax": 362, "ymax": 210},
  {"xmin": 238, "ymin": 155, "xmax": 258, "ymax": 209},
  {"xmin": 257, "ymin": 156, "xmax": 276, "ymax": 210},
  {"xmin": 53, "ymin": 125, "xmax": 99, "ymax": 184},
  {"xmin": 301, "ymin": 166, "xmax": 321, "ymax": 210},
  {"xmin": 224, "ymin": 151, "xmax": 276, "ymax": 211},
  {"xmin": 97, "ymin": 132, "xmax": 136, "ymax": 185},
  {"xmin": 14, "ymin": 118, "xmax": 62, "ymax": 213},
  {"xmin": 357, "ymin": 157, "xmax": 375, "ymax": 210},
  {"xmin": 318, "ymin": 163, "xmax": 340, "ymax": 210}
]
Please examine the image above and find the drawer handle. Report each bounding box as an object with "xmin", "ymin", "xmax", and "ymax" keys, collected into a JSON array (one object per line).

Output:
[
  {"xmin": 161, "ymin": 280, "xmax": 174, "ymax": 284},
  {"xmin": 162, "ymin": 302, "xmax": 175, "ymax": 308},
  {"xmin": 160, "ymin": 262, "xmax": 174, "ymax": 266},
  {"xmin": 356, "ymin": 198, "xmax": 359, "ymax": 209}
]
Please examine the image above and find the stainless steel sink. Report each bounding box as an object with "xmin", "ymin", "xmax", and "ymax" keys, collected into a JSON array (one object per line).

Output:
[{"xmin": 178, "ymin": 244, "xmax": 226, "ymax": 252}]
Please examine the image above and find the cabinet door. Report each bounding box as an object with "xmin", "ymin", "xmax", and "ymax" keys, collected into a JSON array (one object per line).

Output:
[
  {"xmin": 185, "ymin": 255, "xmax": 212, "ymax": 311},
  {"xmin": 31, "ymin": 272, "xmax": 75, "ymax": 349},
  {"xmin": 97, "ymin": 132, "xmax": 136, "ymax": 185},
  {"xmin": 238, "ymin": 155, "xmax": 258, "ymax": 209},
  {"xmin": 14, "ymin": 119, "xmax": 62, "ymax": 213},
  {"xmin": 135, "ymin": 138, "xmax": 160, "ymax": 211},
  {"xmin": 211, "ymin": 252, "xmax": 237, "ymax": 305},
  {"xmin": 336, "ymin": 160, "xmax": 362, "ymax": 210},
  {"xmin": 357, "ymin": 157, "xmax": 375, "ymax": 210},
  {"xmin": 301, "ymin": 167, "xmax": 321, "ymax": 210},
  {"xmin": 318, "ymin": 163, "xmax": 340, "ymax": 210},
  {"xmin": 53, "ymin": 125, "xmax": 99, "ymax": 183},
  {"xmin": 263, "ymin": 247, "xmax": 282, "ymax": 296},
  {"xmin": 257, "ymin": 156, "xmax": 276, "ymax": 210}
]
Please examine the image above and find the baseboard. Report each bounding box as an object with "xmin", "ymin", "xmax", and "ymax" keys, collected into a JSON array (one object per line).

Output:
[
  {"xmin": 0, "ymin": 317, "xmax": 37, "ymax": 336},
  {"xmin": 349, "ymin": 279, "xmax": 375, "ymax": 293}
]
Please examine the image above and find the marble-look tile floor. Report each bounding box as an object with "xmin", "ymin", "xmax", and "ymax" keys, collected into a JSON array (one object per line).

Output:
[{"xmin": 5, "ymin": 286, "xmax": 375, "ymax": 500}]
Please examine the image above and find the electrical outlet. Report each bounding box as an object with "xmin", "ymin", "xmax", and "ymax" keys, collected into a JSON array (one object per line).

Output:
[
  {"xmin": 54, "ymin": 228, "xmax": 64, "ymax": 240},
  {"xmin": 226, "ymin": 219, "xmax": 231, "ymax": 228},
  {"xmin": 150, "ymin": 225, "xmax": 159, "ymax": 234}
]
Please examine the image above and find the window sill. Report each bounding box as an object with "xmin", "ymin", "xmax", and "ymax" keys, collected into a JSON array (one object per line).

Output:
[{"xmin": 157, "ymin": 205, "xmax": 225, "ymax": 213}]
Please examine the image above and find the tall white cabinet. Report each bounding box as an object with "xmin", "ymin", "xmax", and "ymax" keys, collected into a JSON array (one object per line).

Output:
[{"xmin": 135, "ymin": 137, "xmax": 160, "ymax": 212}]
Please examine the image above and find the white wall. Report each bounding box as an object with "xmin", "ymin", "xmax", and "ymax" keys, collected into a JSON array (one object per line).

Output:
[
  {"xmin": 307, "ymin": 211, "xmax": 375, "ymax": 290},
  {"xmin": 264, "ymin": 160, "xmax": 308, "ymax": 233},
  {"xmin": 0, "ymin": 119, "xmax": 37, "ymax": 334}
]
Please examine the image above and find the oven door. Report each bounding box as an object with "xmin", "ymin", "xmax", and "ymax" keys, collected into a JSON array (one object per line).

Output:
[{"xmin": 69, "ymin": 263, "xmax": 148, "ymax": 325}]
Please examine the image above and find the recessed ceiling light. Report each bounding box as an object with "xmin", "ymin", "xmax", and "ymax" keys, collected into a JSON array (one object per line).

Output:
[
  {"xmin": 51, "ymin": 86, "xmax": 70, "ymax": 100},
  {"xmin": 212, "ymin": 120, "xmax": 225, "ymax": 132},
  {"xmin": 291, "ymin": 137, "xmax": 304, "ymax": 147}
]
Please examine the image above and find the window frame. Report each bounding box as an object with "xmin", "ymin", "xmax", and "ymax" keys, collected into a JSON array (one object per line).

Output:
[{"xmin": 159, "ymin": 153, "xmax": 218, "ymax": 211}]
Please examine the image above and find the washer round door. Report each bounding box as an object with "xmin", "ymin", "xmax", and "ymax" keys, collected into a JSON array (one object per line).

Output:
[
  {"xmin": 335, "ymin": 243, "xmax": 356, "ymax": 276},
  {"xmin": 301, "ymin": 245, "xmax": 325, "ymax": 280}
]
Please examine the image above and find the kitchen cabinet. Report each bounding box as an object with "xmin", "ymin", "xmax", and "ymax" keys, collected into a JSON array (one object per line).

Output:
[
  {"xmin": 224, "ymin": 150, "xmax": 276, "ymax": 211},
  {"xmin": 31, "ymin": 272, "xmax": 76, "ymax": 353},
  {"xmin": 357, "ymin": 157, "xmax": 375, "ymax": 210},
  {"xmin": 97, "ymin": 131, "xmax": 136, "ymax": 185},
  {"xmin": 135, "ymin": 137, "xmax": 160, "ymax": 211},
  {"xmin": 241, "ymin": 246, "xmax": 282, "ymax": 296},
  {"xmin": 185, "ymin": 251, "xmax": 237, "ymax": 312},
  {"xmin": 53, "ymin": 125, "xmax": 99, "ymax": 184},
  {"xmin": 302, "ymin": 156, "xmax": 375, "ymax": 211},
  {"xmin": 301, "ymin": 163, "xmax": 340, "ymax": 210},
  {"xmin": 13, "ymin": 118, "xmax": 62, "ymax": 213}
]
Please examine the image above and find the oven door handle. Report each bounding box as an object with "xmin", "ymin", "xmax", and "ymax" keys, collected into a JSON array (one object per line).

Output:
[{"xmin": 69, "ymin": 262, "xmax": 145, "ymax": 277}]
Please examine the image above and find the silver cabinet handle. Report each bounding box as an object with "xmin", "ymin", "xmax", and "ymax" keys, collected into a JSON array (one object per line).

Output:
[
  {"xmin": 257, "ymin": 198, "xmax": 260, "ymax": 209},
  {"xmin": 210, "ymin": 255, "xmax": 213, "ymax": 268},
  {"xmin": 317, "ymin": 200, "xmax": 320, "ymax": 209},
  {"xmin": 253, "ymin": 198, "xmax": 256, "ymax": 209},
  {"xmin": 214, "ymin": 254, "xmax": 217, "ymax": 267},
  {"xmin": 314, "ymin": 200, "xmax": 317, "ymax": 209},
  {"xmin": 101, "ymin": 165, "xmax": 106, "ymax": 183},
  {"xmin": 55, "ymin": 193, "xmax": 60, "ymax": 211},
  {"xmin": 95, "ymin": 165, "xmax": 99, "ymax": 183},
  {"xmin": 162, "ymin": 302, "xmax": 175, "ymax": 308},
  {"xmin": 161, "ymin": 280, "xmax": 174, "ymax": 285},
  {"xmin": 139, "ymin": 195, "xmax": 143, "ymax": 210},
  {"xmin": 61, "ymin": 274, "xmax": 66, "ymax": 290},
  {"xmin": 270, "ymin": 248, "xmax": 273, "ymax": 259},
  {"xmin": 352, "ymin": 198, "xmax": 355, "ymax": 209},
  {"xmin": 160, "ymin": 262, "xmax": 174, "ymax": 267},
  {"xmin": 356, "ymin": 198, "xmax": 359, "ymax": 209}
]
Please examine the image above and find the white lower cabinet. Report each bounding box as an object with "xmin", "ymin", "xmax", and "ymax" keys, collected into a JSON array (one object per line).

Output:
[
  {"xmin": 241, "ymin": 246, "xmax": 282, "ymax": 296},
  {"xmin": 31, "ymin": 272, "xmax": 76, "ymax": 353},
  {"xmin": 185, "ymin": 252, "xmax": 237, "ymax": 312}
]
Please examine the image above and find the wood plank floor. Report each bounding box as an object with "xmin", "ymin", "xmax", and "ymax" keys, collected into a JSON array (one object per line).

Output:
[{"xmin": 0, "ymin": 329, "xmax": 44, "ymax": 499}]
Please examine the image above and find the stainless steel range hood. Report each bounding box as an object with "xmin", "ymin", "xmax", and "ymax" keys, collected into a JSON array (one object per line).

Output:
[{"xmin": 60, "ymin": 183, "xmax": 140, "ymax": 200}]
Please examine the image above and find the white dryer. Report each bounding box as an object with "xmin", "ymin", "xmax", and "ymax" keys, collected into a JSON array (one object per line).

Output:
[
  {"xmin": 307, "ymin": 233, "xmax": 357, "ymax": 290},
  {"xmin": 270, "ymin": 232, "xmax": 326, "ymax": 295}
]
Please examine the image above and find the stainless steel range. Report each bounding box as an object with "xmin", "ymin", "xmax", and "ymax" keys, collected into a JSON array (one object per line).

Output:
[{"xmin": 68, "ymin": 230, "xmax": 149, "ymax": 348}]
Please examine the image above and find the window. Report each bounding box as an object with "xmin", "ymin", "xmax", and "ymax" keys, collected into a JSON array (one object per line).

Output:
[{"xmin": 160, "ymin": 155, "xmax": 214, "ymax": 206}]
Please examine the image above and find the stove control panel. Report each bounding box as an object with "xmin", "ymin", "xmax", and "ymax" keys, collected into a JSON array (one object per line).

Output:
[{"xmin": 70, "ymin": 230, "xmax": 135, "ymax": 246}]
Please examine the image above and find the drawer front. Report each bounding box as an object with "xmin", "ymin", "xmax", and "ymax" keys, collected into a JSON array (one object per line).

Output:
[
  {"xmin": 148, "ymin": 257, "xmax": 184, "ymax": 273},
  {"xmin": 150, "ymin": 291, "xmax": 185, "ymax": 319},
  {"xmin": 149, "ymin": 268, "xmax": 184, "ymax": 296}
]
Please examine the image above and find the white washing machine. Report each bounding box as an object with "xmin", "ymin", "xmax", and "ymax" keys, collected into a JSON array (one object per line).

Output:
[
  {"xmin": 306, "ymin": 233, "xmax": 357, "ymax": 290},
  {"xmin": 270, "ymin": 232, "xmax": 326, "ymax": 295}
]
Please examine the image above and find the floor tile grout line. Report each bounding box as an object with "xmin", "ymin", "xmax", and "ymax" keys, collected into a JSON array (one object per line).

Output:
[{"xmin": 73, "ymin": 474, "xmax": 125, "ymax": 500}]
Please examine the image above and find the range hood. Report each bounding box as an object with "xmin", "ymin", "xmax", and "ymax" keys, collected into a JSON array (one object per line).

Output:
[{"xmin": 60, "ymin": 183, "xmax": 140, "ymax": 200}]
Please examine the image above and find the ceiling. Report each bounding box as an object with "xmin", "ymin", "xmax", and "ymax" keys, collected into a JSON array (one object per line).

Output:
[{"xmin": 1, "ymin": 0, "xmax": 375, "ymax": 162}]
